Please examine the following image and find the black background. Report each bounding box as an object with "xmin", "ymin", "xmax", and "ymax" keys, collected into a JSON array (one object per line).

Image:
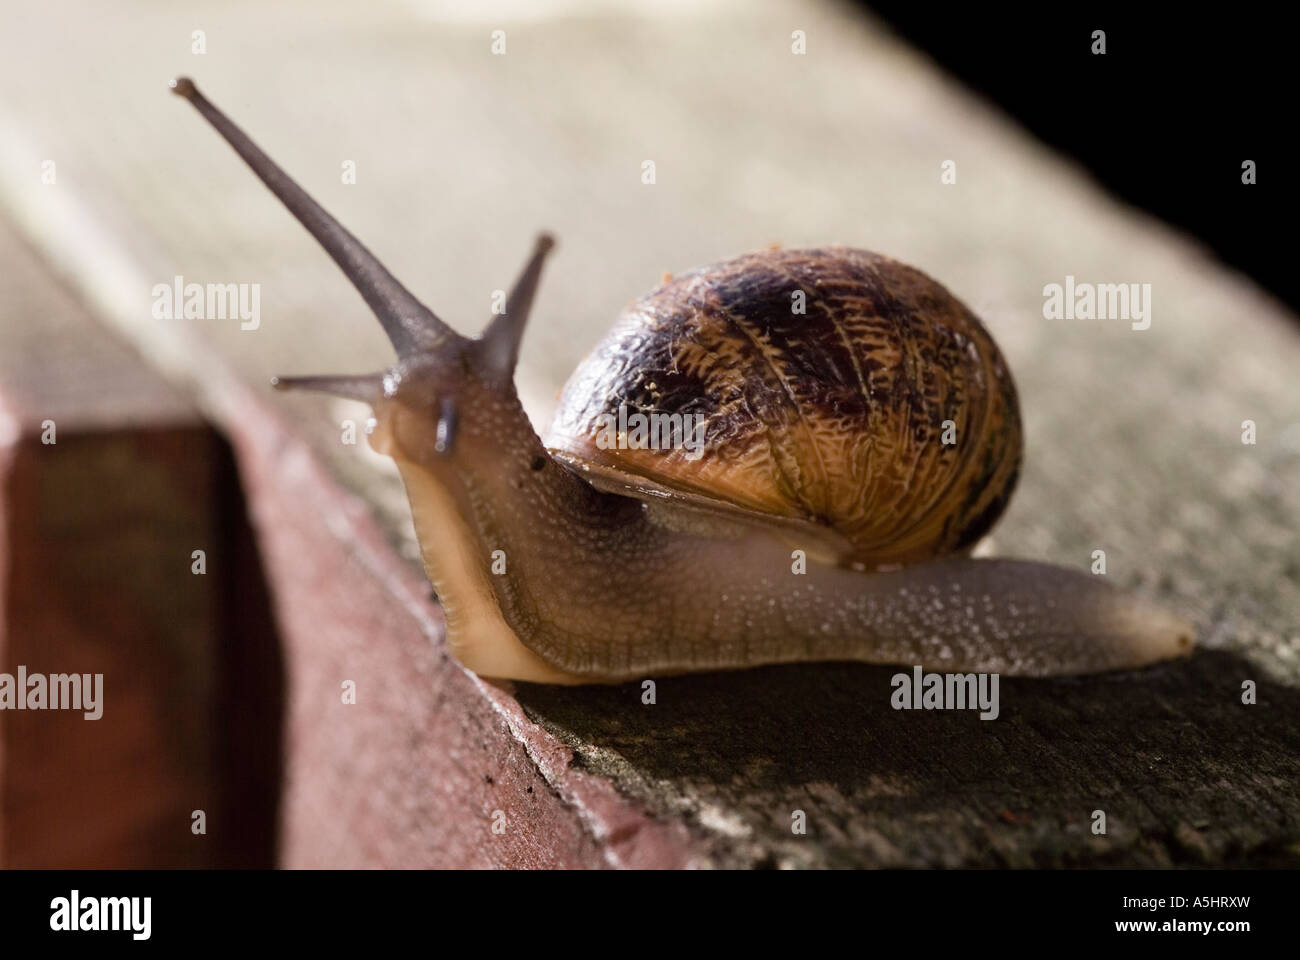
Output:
[
  {"xmin": 861, "ymin": 4, "xmax": 1292, "ymax": 318},
  {"xmin": 2, "ymin": 868, "xmax": 1278, "ymax": 946}
]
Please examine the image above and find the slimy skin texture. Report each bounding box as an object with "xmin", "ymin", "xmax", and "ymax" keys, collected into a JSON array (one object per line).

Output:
[
  {"xmin": 172, "ymin": 76, "xmax": 1195, "ymax": 685},
  {"xmin": 372, "ymin": 365, "xmax": 1191, "ymax": 684}
]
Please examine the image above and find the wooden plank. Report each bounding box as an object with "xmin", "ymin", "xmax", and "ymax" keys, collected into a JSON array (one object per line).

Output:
[
  {"xmin": 0, "ymin": 0, "xmax": 1296, "ymax": 867},
  {"xmin": 0, "ymin": 217, "xmax": 222, "ymax": 867}
]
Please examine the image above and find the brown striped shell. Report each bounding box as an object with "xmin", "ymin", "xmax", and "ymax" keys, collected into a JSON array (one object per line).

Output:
[{"xmin": 544, "ymin": 247, "xmax": 1022, "ymax": 569}]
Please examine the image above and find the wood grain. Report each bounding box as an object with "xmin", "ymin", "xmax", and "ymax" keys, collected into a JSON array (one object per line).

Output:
[{"xmin": 0, "ymin": 0, "xmax": 1295, "ymax": 866}]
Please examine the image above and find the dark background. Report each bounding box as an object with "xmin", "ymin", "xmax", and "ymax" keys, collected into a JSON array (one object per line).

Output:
[{"xmin": 863, "ymin": 5, "xmax": 1292, "ymax": 318}]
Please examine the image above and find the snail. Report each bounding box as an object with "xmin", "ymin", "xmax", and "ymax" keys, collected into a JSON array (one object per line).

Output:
[{"xmin": 171, "ymin": 77, "xmax": 1194, "ymax": 685}]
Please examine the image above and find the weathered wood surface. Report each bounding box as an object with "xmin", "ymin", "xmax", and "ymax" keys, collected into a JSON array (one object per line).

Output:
[
  {"xmin": 0, "ymin": 217, "xmax": 277, "ymax": 868},
  {"xmin": 0, "ymin": 0, "xmax": 1296, "ymax": 867}
]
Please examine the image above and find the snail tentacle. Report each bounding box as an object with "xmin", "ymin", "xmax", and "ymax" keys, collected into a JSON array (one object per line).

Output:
[
  {"xmin": 476, "ymin": 233, "xmax": 557, "ymax": 381},
  {"xmin": 170, "ymin": 76, "xmax": 457, "ymax": 357},
  {"xmin": 270, "ymin": 374, "xmax": 385, "ymax": 403}
]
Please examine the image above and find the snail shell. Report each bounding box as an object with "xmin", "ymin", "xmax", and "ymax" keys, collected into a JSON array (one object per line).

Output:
[{"xmin": 546, "ymin": 248, "xmax": 1022, "ymax": 568}]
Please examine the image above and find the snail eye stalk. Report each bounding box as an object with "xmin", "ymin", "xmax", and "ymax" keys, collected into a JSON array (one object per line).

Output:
[
  {"xmin": 475, "ymin": 233, "xmax": 556, "ymax": 382},
  {"xmin": 171, "ymin": 76, "xmax": 460, "ymax": 359}
]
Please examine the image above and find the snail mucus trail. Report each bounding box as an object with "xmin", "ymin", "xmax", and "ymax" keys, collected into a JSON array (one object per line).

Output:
[{"xmin": 171, "ymin": 77, "xmax": 1195, "ymax": 685}]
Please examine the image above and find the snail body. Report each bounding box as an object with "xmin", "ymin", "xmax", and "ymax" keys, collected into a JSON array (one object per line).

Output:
[{"xmin": 173, "ymin": 78, "xmax": 1193, "ymax": 684}]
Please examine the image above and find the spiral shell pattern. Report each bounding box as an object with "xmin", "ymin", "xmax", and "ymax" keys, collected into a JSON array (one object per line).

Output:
[{"xmin": 546, "ymin": 247, "xmax": 1022, "ymax": 568}]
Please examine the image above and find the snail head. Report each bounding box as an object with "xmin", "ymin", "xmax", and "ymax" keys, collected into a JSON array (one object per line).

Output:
[{"xmin": 171, "ymin": 76, "xmax": 554, "ymax": 471}]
